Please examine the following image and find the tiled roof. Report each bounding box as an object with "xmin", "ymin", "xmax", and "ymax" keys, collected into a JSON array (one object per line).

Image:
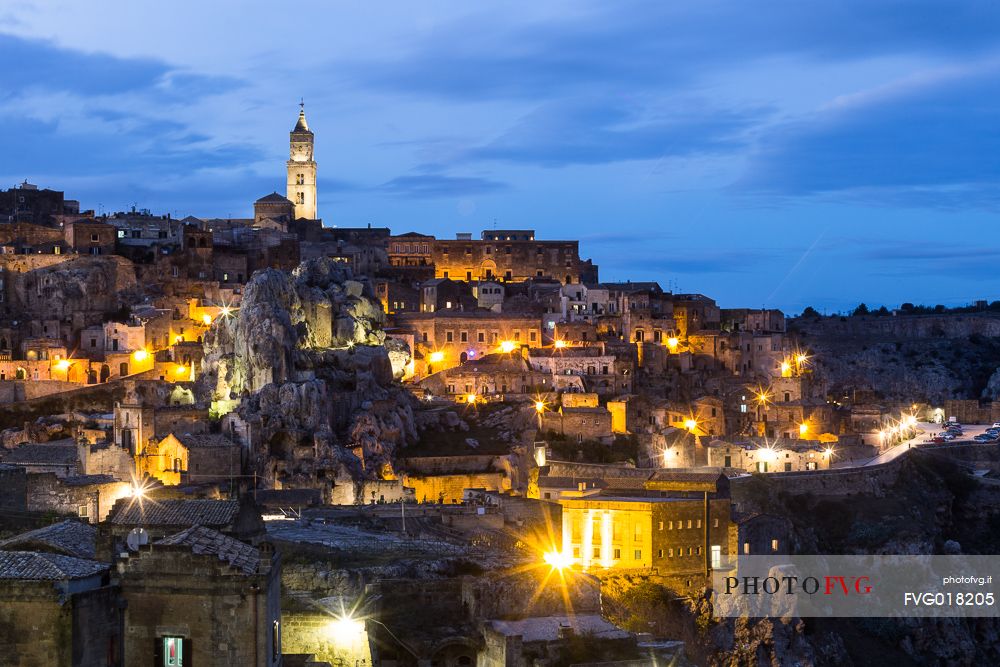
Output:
[
  {"xmin": 107, "ymin": 499, "xmax": 241, "ymax": 528},
  {"xmin": 602, "ymin": 475, "xmax": 652, "ymax": 489},
  {"xmin": 255, "ymin": 192, "xmax": 292, "ymax": 204},
  {"xmin": 174, "ymin": 434, "xmax": 238, "ymax": 448},
  {"xmin": 537, "ymin": 476, "xmax": 606, "ymax": 489},
  {"xmin": 1, "ymin": 440, "xmax": 78, "ymax": 466},
  {"xmin": 61, "ymin": 474, "xmax": 119, "ymax": 487},
  {"xmin": 0, "ymin": 551, "xmax": 107, "ymax": 580},
  {"xmin": 647, "ymin": 469, "xmax": 724, "ymax": 483},
  {"xmin": 0, "ymin": 520, "xmax": 97, "ymax": 559},
  {"xmin": 155, "ymin": 526, "xmax": 260, "ymax": 575}
]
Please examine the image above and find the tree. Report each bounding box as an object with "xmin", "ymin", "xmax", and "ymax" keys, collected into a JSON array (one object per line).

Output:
[
  {"xmin": 875, "ymin": 306, "xmax": 890, "ymax": 316},
  {"xmin": 801, "ymin": 306, "xmax": 821, "ymax": 318},
  {"xmin": 852, "ymin": 303, "xmax": 870, "ymax": 316}
]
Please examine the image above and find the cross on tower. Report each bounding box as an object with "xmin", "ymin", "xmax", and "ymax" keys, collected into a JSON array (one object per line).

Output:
[{"xmin": 299, "ymin": 98, "xmax": 304, "ymax": 111}]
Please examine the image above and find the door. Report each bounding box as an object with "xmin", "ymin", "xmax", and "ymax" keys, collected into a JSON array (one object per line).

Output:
[{"xmin": 711, "ymin": 545, "xmax": 721, "ymax": 569}]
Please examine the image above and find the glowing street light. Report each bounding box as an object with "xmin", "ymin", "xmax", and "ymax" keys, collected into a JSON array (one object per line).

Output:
[
  {"xmin": 465, "ymin": 393, "xmax": 478, "ymax": 405},
  {"xmin": 543, "ymin": 550, "xmax": 574, "ymax": 571},
  {"xmin": 327, "ymin": 615, "xmax": 365, "ymax": 645},
  {"xmin": 219, "ymin": 306, "xmax": 233, "ymax": 318},
  {"xmin": 795, "ymin": 353, "xmax": 808, "ymax": 366},
  {"xmin": 428, "ymin": 351, "xmax": 444, "ymax": 363},
  {"xmin": 684, "ymin": 418, "xmax": 698, "ymax": 433},
  {"xmin": 132, "ymin": 349, "xmax": 149, "ymax": 362},
  {"xmin": 666, "ymin": 337, "xmax": 679, "ymax": 350},
  {"xmin": 799, "ymin": 422, "xmax": 809, "ymax": 436},
  {"xmin": 499, "ymin": 340, "xmax": 516, "ymax": 353},
  {"xmin": 780, "ymin": 361, "xmax": 792, "ymax": 377},
  {"xmin": 534, "ymin": 401, "xmax": 546, "ymax": 414},
  {"xmin": 174, "ymin": 365, "xmax": 188, "ymax": 377},
  {"xmin": 54, "ymin": 359, "xmax": 71, "ymax": 373},
  {"xmin": 554, "ymin": 339, "xmax": 567, "ymax": 349},
  {"xmin": 202, "ymin": 314, "xmax": 212, "ymax": 325}
]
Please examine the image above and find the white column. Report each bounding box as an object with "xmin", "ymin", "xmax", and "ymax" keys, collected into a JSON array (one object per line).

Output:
[{"xmin": 601, "ymin": 511, "xmax": 613, "ymax": 568}]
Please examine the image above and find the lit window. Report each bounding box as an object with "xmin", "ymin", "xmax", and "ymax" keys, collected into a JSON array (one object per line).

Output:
[
  {"xmin": 743, "ymin": 542, "xmax": 750, "ymax": 555},
  {"xmin": 162, "ymin": 637, "xmax": 184, "ymax": 666},
  {"xmin": 771, "ymin": 539, "xmax": 779, "ymax": 552},
  {"xmin": 78, "ymin": 505, "xmax": 88, "ymax": 518}
]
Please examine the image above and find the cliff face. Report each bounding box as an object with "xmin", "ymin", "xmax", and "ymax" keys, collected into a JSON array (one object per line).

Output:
[
  {"xmin": 733, "ymin": 454, "xmax": 1000, "ymax": 666},
  {"xmin": 791, "ymin": 314, "xmax": 1000, "ymax": 402},
  {"xmin": 201, "ymin": 258, "xmax": 416, "ymax": 490}
]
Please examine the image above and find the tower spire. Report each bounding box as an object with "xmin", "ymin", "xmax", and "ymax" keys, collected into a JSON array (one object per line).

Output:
[{"xmin": 293, "ymin": 99, "xmax": 309, "ymax": 132}]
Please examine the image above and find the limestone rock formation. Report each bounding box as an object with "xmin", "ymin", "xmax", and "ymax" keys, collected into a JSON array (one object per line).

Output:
[{"xmin": 201, "ymin": 257, "xmax": 416, "ymax": 493}]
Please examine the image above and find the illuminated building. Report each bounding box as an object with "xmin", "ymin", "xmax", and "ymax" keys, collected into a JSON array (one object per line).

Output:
[{"xmin": 555, "ymin": 470, "xmax": 733, "ymax": 574}]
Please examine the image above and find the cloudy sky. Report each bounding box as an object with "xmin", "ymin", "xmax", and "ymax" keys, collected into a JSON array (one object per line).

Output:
[{"xmin": 2, "ymin": 1, "xmax": 999, "ymax": 312}]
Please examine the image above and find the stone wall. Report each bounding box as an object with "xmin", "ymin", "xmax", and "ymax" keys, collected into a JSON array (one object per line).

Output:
[
  {"xmin": 0, "ymin": 580, "xmax": 75, "ymax": 666},
  {"xmin": 730, "ymin": 457, "xmax": 903, "ymax": 509},
  {"xmin": 943, "ymin": 400, "xmax": 1000, "ymax": 424},
  {"xmin": 281, "ymin": 608, "xmax": 371, "ymax": 667},
  {"xmin": 0, "ymin": 464, "xmax": 26, "ymax": 511},
  {"xmin": 404, "ymin": 472, "xmax": 509, "ymax": 504},
  {"xmin": 26, "ymin": 472, "xmax": 131, "ymax": 522}
]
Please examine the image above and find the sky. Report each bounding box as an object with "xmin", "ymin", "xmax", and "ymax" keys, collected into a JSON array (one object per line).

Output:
[{"xmin": 2, "ymin": 1, "xmax": 999, "ymax": 313}]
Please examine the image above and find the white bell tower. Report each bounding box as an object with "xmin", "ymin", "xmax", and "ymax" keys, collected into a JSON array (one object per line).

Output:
[{"xmin": 286, "ymin": 101, "xmax": 317, "ymax": 220}]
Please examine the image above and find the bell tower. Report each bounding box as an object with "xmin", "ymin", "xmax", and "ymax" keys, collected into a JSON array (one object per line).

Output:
[{"xmin": 287, "ymin": 101, "xmax": 317, "ymax": 220}]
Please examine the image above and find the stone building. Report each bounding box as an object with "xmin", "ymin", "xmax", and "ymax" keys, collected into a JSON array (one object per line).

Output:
[
  {"xmin": 706, "ymin": 439, "xmax": 832, "ymax": 473},
  {"xmin": 0, "ymin": 181, "xmax": 73, "ymax": 225},
  {"xmin": 0, "ymin": 551, "xmax": 119, "ymax": 666},
  {"xmin": 527, "ymin": 345, "xmax": 632, "ymax": 396},
  {"xmin": 255, "ymin": 192, "xmax": 295, "ymax": 226},
  {"xmin": 63, "ymin": 219, "xmax": 117, "ymax": 255},
  {"xmin": 423, "ymin": 230, "xmax": 598, "ymax": 284},
  {"xmin": 419, "ymin": 353, "xmax": 548, "ymax": 398},
  {"xmin": 555, "ymin": 470, "xmax": 733, "ymax": 575},
  {"xmin": 120, "ymin": 525, "xmax": 282, "ymax": 667},
  {"xmin": 394, "ymin": 311, "xmax": 543, "ymax": 376}
]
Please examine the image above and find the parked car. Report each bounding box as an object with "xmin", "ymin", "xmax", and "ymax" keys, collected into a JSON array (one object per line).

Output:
[
  {"xmin": 992, "ymin": 422, "xmax": 1000, "ymax": 429},
  {"xmin": 931, "ymin": 436, "xmax": 948, "ymax": 443},
  {"xmin": 973, "ymin": 434, "xmax": 995, "ymax": 442}
]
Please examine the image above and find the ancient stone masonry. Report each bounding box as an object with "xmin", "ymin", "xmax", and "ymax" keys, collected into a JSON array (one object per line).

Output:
[{"xmin": 201, "ymin": 257, "xmax": 417, "ymax": 496}]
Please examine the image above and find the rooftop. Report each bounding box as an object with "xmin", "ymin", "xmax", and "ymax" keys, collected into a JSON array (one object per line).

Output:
[
  {"xmin": 0, "ymin": 551, "xmax": 107, "ymax": 581},
  {"xmin": 107, "ymin": 498, "xmax": 241, "ymax": 528},
  {"xmin": 1, "ymin": 440, "xmax": 78, "ymax": 466},
  {"xmin": 0, "ymin": 520, "xmax": 97, "ymax": 559},
  {"xmin": 155, "ymin": 525, "xmax": 261, "ymax": 576}
]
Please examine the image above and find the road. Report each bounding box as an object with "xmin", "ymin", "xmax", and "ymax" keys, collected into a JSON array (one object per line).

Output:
[{"xmin": 860, "ymin": 422, "xmax": 994, "ymax": 467}]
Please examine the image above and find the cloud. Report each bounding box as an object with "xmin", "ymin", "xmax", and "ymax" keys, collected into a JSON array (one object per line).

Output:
[
  {"xmin": 378, "ymin": 173, "xmax": 509, "ymax": 199},
  {"xmin": 0, "ymin": 33, "xmax": 242, "ymax": 98},
  {"xmin": 738, "ymin": 62, "xmax": 1000, "ymax": 208},
  {"xmin": 461, "ymin": 99, "xmax": 763, "ymax": 167},
  {"xmin": 339, "ymin": 2, "xmax": 1000, "ymax": 102},
  {"xmin": 617, "ymin": 248, "xmax": 782, "ymax": 275}
]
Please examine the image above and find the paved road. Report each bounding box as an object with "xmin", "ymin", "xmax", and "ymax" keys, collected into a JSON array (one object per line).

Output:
[{"xmin": 862, "ymin": 422, "xmax": 994, "ymax": 467}]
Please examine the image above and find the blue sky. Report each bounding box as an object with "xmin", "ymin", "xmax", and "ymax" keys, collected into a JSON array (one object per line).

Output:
[{"xmin": 2, "ymin": 1, "xmax": 999, "ymax": 313}]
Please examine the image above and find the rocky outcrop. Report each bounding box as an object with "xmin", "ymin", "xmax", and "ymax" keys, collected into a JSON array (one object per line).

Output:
[
  {"xmin": 790, "ymin": 315, "xmax": 1000, "ymax": 402},
  {"xmin": 201, "ymin": 258, "xmax": 416, "ymax": 491}
]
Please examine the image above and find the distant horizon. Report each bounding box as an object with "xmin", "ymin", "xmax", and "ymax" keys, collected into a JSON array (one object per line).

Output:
[{"xmin": 4, "ymin": 1, "xmax": 999, "ymax": 312}]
